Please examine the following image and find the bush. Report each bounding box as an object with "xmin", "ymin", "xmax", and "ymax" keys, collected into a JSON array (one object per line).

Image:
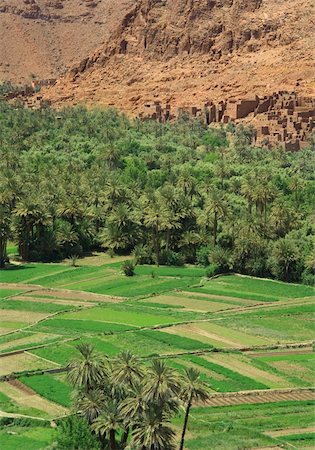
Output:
[
  {"xmin": 196, "ymin": 246, "xmax": 212, "ymax": 267},
  {"xmin": 301, "ymin": 269, "xmax": 315, "ymax": 286},
  {"xmin": 209, "ymin": 247, "xmax": 231, "ymax": 273},
  {"xmin": 205, "ymin": 263, "xmax": 220, "ymax": 278},
  {"xmin": 132, "ymin": 244, "xmax": 153, "ymax": 264},
  {"xmin": 55, "ymin": 416, "xmax": 100, "ymax": 450},
  {"xmin": 121, "ymin": 261, "xmax": 135, "ymax": 276},
  {"xmin": 159, "ymin": 250, "xmax": 185, "ymax": 266}
]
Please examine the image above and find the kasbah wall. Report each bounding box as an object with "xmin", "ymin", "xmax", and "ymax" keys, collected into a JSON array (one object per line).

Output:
[{"xmin": 141, "ymin": 92, "xmax": 315, "ymax": 151}]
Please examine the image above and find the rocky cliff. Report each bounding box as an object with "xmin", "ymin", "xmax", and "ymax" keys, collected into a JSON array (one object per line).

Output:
[
  {"xmin": 40, "ymin": 0, "xmax": 314, "ymax": 113},
  {"xmin": 0, "ymin": 0, "xmax": 133, "ymax": 84}
]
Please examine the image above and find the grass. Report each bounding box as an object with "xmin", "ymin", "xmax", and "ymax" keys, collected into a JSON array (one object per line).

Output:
[
  {"xmin": 173, "ymin": 400, "xmax": 315, "ymax": 449},
  {"xmin": 0, "ymin": 264, "xmax": 73, "ymax": 284},
  {"xmin": 0, "ymin": 290, "xmax": 23, "ymax": 299},
  {"xmin": 139, "ymin": 330, "xmax": 214, "ymax": 351},
  {"xmin": 0, "ymin": 425, "xmax": 56, "ymax": 450},
  {"xmin": 61, "ymin": 305, "xmax": 189, "ymax": 327},
  {"xmin": 34, "ymin": 318, "xmax": 136, "ymax": 334},
  {"xmin": 1, "ymin": 261, "xmax": 314, "ymax": 448},
  {"xmin": 20, "ymin": 374, "xmax": 72, "ymax": 407},
  {"xmin": 0, "ymin": 299, "xmax": 76, "ymax": 314},
  {"xmin": 217, "ymin": 305, "xmax": 315, "ymax": 342},
  {"xmin": 30, "ymin": 344, "xmax": 79, "ymax": 366},
  {"xmin": 183, "ymin": 355, "xmax": 268, "ymax": 391}
]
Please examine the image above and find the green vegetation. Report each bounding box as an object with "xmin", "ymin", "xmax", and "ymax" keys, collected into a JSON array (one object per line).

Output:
[
  {"xmin": 183, "ymin": 355, "xmax": 268, "ymax": 391},
  {"xmin": 0, "ymin": 104, "xmax": 314, "ymax": 285},
  {"xmin": 59, "ymin": 344, "xmax": 210, "ymax": 450},
  {"xmin": 178, "ymin": 400, "xmax": 315, "ymax": 449},
  {"xmin": 19, "ymin": 374, "xmax": 72, "ymax": 407},
  {"xmin": 0, "ymin": 421, "xmax": 55, "ymax": 450}
]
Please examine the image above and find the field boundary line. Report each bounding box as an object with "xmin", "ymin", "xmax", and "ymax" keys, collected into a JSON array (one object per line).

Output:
[
  {"xmin": 22, "ymin": 350, "xmax": 62, "ymax": 367},
  {"xmin": 0, "ymin": 337, "xmax": 80, "ymax": 358}
]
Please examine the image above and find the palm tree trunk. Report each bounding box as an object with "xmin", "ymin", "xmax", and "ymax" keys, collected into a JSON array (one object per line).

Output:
[
  {"xmin": 0, "ymin": 236, "xmax": 6, "ymax": 268},
  {"xmin": 179, "ymin": 398, "xmax": 192, "ymax": 450},
  {"xmin": 155, "ymin": 221, "xmax": 160, "ymax": 266},
  {"xmin": 213, "ymin": 211, "xmax": 218, "ymax": 245},
  {"xmin": 120, "ymin": 426, "xmax": 129, "ymax": 447},
  {"xmin": 109, "ymin": 429, "xmax": 116, "ymax": 450}
]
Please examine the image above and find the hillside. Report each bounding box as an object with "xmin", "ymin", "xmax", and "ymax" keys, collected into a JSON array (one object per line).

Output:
[
  {"xmin": 0, "ymin": 0, "xmax": 133, "ymax": 84},
  {"xmin": 40, "ymin": 0, "xmax": 315, "ymax": 113}
]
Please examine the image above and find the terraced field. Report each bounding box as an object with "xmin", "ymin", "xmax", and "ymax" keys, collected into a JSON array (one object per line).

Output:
[{"xmin": 0, "ymin": 256, "xmax": 314, "ymax": 448}]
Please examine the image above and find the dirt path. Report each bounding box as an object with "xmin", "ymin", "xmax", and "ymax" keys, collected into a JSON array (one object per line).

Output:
[
  {"xmin": 0, "ymin": 410, "xmax": 48, "ymax": 420},
  {"xmin": 205, "ymin": 388, "xmax": 315, "ymax": 407},
  {"xmin": 265, "ymin": 425, "xmax": 315, "ymax": 437},
  {"xmin": 248, "ymin": 348, "xmax": 314, "ymax": 357}
]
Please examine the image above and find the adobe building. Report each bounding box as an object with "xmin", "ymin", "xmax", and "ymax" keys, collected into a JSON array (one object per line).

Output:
[{"xmin": 140, "ymin": 91, "xmax": 315, "ymax": 150}]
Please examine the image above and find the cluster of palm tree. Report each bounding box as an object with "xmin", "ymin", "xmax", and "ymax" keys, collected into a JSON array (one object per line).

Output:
[
  {"xmin": 63, "ymin": 344, "xmax": 209, "ymax": 450},
  {"xmin": 0, "ymin": 102, "xmax": 314, "ymax": 283}
]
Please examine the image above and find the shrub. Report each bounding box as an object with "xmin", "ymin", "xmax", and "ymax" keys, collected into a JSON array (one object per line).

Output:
[
  {"xmin": 209, "ymin": 246, "xmax": 231, "ymax": 273},
  {"xmin": 159, "ymin": 250, "xmax": 185, "ymax": 266},
  {"xmin": 121, "ymin": 261, "xmax": 135, "ymax": 276},
  {"xmin": 205, "ymin": 263, "xmax": 220, "ymax": 278},
  {"xmin": 133, "ymin": 244, "xmax": 153, "ymax": 265},
  {"xmin": 55, "ymin": 416, "xmax": 100, "ymax": 450},
  {"xmin": 196, "ymin": 246, "xmax": 212, "ymax": 267},
  {"xmin": 67, "ymin": 255, "xmax": 80, "ymax": 267},
  {"xmin": 301, "ymin": 269, "xmax": 315, "ymax": 286}
]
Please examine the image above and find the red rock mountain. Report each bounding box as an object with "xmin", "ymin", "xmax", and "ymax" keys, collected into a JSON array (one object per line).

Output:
[
  {"xmin": 40, "ymin": 0, "xmax": 314, "ymax": 113},
  {"xmin": 0, "ymin": 0, "xmax": 133, "ymax": 84}
]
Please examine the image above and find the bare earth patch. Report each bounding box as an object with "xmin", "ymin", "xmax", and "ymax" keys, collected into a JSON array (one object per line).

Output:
[
  {"xmin": 161, "ymin": 324, "xmax": 241, "ymax": 347},
  {"xmin": 27, "ymin": 288, "xmax": 123, "ymax": 303},
  {"xmin": 265, "ymin": 426, "xmax": 315, "ymax": 437},
  {"xmin": 0, "ymin": 352, "xmax": 54, "ymax": 376},
  {"xmin": 205, "ymin": 354, "xmax": 292, "ymax": 388},
  {"xmin": 0, "ymin": 332, "xmax": 59, "ymax": 352},
  {"xmin": 12, "ymin": 295, "xmax": 91, "ymax": 308},
  {"xmin": 0, "ymin": 309, "xmax": 48, "ymax": 323},
  {"xmin": 0, "ymin": 381, "xmax": 67, "ymax": 417}
]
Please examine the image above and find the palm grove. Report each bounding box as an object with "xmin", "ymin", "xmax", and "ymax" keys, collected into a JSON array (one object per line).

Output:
[
  {"xmin": 56, "ymin": 344, "xmax": 209, "ymax": 450},
  {"xmin": 0, "ymin": 101, "xmax": 314, "ymax": 284}
]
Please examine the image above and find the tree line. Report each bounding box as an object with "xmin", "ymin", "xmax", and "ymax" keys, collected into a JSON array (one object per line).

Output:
[{"xmin": 0, "ymin": 102, "xmax": 314, "ymax": 283}]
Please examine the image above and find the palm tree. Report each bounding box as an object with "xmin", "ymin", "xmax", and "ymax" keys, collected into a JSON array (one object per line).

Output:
[
  {"xmin": 0, "ymin": 204, "xmax": 11, "ymax": 268},
  {"xmin": 91, "ymin": 401, "xmax": 122, "ymax": 450},
  {"xmin": 112, "ymin": 351, "xmax": 144, "ymax": 388},
  {"xmin": 76, "ymin": 389, "xmax": 105, "ymax": 423},
  {"xmin": 144, "ymin": 360, "xmax": 180, "ymax": 409},
  {"xmin": 203, "ymin": 189, "xmax": 230, "ymax": 245},
  {"xmin": 179, "ymin": 368, "xmax": 209, "ymax": 450},
  {"xmin": 67, "ymin": 343, "xmax": 108, "ymax": 393},
  {"xmin": 131, "ymin": 409, "xmax": 176, "ymax": 450},
  {"xmin": 13, "ymin": 196, "xmax": 50, "ymax": 260}
]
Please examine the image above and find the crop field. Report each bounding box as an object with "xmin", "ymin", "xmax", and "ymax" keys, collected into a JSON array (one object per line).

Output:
[{"xmin": 0, "ymin": 256, "xmax": 314, "ymax": 448}]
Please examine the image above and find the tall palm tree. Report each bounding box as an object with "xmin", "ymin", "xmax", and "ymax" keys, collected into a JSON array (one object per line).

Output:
[
  {"xmin": 76, "ymin": 389, "xmax": 105, "ymax": 424},
  {"xmin": 179, "ymin": 368, "xmax": 209, "ymax": 450},
  {"xmin": 112, "ymin": 351, "xmax": 144, "ymax": 388},
  {"xmin": 0, "ymin": 204, "xmax": 11, "ymax": 268},
  {"xmin": 91, "ymin": 401, "xmax": 122, "ymax": 450},
  {"xmin": 131, "ymin": 409, "xmax": 176, "ymax": 450},
  {"xmin": 67, "ymin": 343, "xmax": 108, "ymax": 393},
  {"xmin": 144, "ymin": 360, "xmax": 180, "ymax": 409},
  {"xmin": 203, "ymin": 189, "xmax": 230, "ymax": 245}
]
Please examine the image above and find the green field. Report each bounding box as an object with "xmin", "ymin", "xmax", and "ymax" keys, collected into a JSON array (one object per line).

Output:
[{"xmin": 0, "ymin": 258, "xmax": 314, "ymax": 448}]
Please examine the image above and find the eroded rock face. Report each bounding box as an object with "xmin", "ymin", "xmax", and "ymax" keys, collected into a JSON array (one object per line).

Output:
[
  {"xmin": 0, "ymin": 0, "xmax": 134, "ymax": 83},
  {"xmin": 6, "ymin": 0, "xmax": 313, "ymax": 118}
]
